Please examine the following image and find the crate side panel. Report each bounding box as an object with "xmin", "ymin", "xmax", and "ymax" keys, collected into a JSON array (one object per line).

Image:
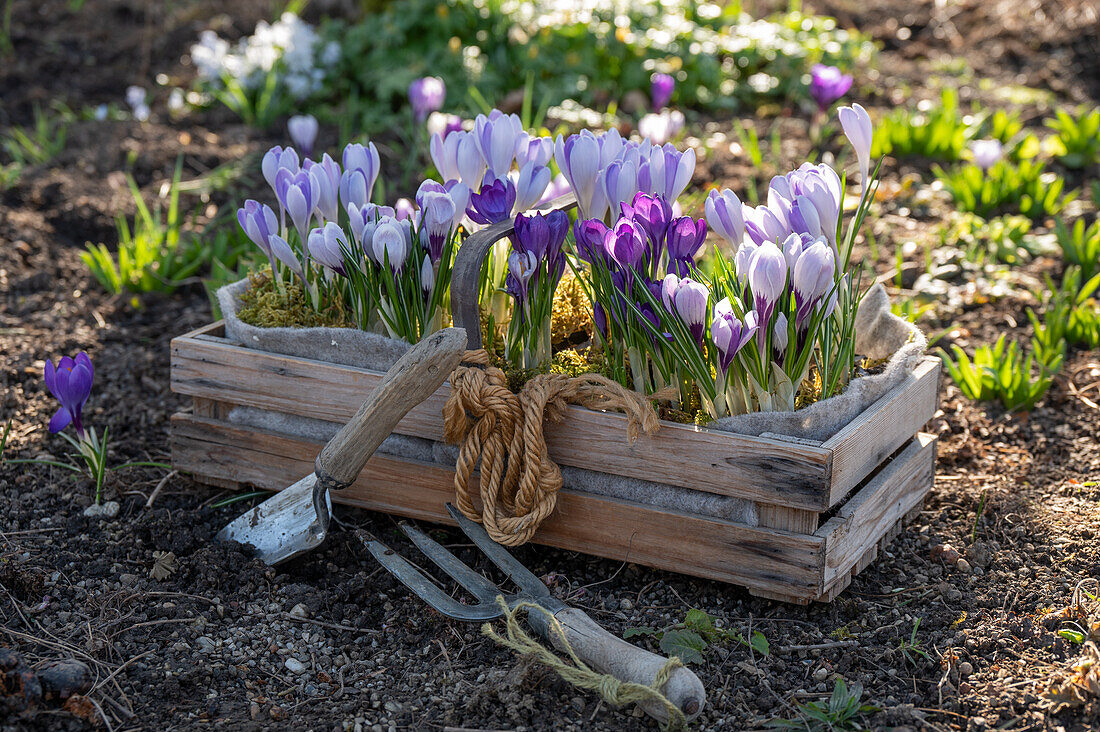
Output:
[{"xmin": 171, "ymin": 413, "xmax": 826, "ymax": 597}]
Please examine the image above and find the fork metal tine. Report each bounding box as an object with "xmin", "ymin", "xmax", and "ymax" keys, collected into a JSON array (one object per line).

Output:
[
  {"xmin": 444, "ymin": 503, "xmax": 550, "ymax": 599},
  {"xmin": 356, "ymin": 531, "xmax": 501, "ymax": 622},
  {"xmin": 399, "ymin": 523, "xmax": 502, "ymax": 605}
]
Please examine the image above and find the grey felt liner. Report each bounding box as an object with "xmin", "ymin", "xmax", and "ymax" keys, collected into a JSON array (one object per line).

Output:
[{"xmin": 216, "ymin": 280, "xmax": 922, "ymax": 528}]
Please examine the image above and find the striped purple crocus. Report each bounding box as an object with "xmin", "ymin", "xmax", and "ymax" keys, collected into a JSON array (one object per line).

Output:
[{"xmin": 44, "ymin": 352, "xmax": 94, "ymax": 439}]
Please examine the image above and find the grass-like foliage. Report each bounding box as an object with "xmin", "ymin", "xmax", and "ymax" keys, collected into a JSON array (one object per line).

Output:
[
  {"xmin": 942, "ymin": 213, "xmax": 1034, "ymax": 265},
  {"xmin": 934, "ymin": 159, "xmax": 1073, "ymax": 220},
  {"xmin": 1046, "ymin": 106, "xmax": 1100, "ymax": 169},
  {"xmin": 767, "ymin": 679, "xmax": 878, "ymax": 731},
  {"xmin": 624, "ymin": 608, "xmax": 768, "ymax": 664},
  {"xmin": 871, "ymin": 89, "xmax": 970, "ymax": 161},
  {"xmin": 1031, "ymin": 267, "xmax": 1100, "ymax": 352},
  {"xmin": 940, "ymin": 334, "xmax": 1062, "ymax": 412},
  {"xmin": 0, "ymin": 103, "xmax": 73, "ymax": 188},
  {"xmin": 82, "ymin": 160, "xmax": 250, "ymax": 296},
  {"xmin": 1055, "ymin": 217, "xmax": 1100, "ymax": 281}
]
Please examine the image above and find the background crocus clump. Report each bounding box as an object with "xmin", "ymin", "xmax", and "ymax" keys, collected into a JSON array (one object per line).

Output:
[
  {"xmin": 409, "ymin": 76, "xmax": 446, "ymax": 122},
  {"xmin": 809, "ymin": 64, "xmax": 853, "ymax": 112}
]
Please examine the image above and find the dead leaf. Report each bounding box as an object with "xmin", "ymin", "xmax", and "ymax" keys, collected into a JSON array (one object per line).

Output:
[{"xmin": 150, "ymin": 551, "xmax": 178, "ymax": 580}]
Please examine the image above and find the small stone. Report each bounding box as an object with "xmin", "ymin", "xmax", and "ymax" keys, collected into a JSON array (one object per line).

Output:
[
  {"xmin": 289, "ymin": 603, "xmax": 309, "ymax": 619},
  {"xmin": 813, "ymin": 667, "xmax": 828, "ymax": 683},
  {"xmin": 284, "ymin": 657, "xmax": 306, "ymax": 674},
  {"xmin": 250, "ymin": 702, "xmax": 260, "ymax": 719},
  {"xmin": 959, "ymin": 661, "xmax": 974, "ymax": 677},
  {"xmin": 930, "ymin": 543, "xmax": 960, "ymax": 564},
  {"xmin": 956, "ymin": 558, "xmax": 972, "ymax": 573},
  {"xmin": 196, "ymin": 636, "xmax": 216, "ymax": 653},
  {"xmin": 620, "ymin": 598, "xmax": 634, "ymax": 611},
  {"xmin": 82, "ymin": 501, "xmax": 119, "ymax": 519}
]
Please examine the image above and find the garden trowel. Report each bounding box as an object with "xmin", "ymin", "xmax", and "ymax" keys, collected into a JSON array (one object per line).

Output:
[{"xmin": 216, "ymin": 327, "xmax": 468, "ymax": 565}]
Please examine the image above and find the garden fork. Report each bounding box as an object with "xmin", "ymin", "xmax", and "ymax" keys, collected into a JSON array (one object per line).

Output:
[{"xmin": 359, "ymin": 504, "xmax": 706, "ymax": 724}]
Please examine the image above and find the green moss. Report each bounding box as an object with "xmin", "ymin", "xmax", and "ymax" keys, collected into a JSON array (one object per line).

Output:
[{"xmin": 236, "ymin": 272, "xmax": 356, "ymax": 329}]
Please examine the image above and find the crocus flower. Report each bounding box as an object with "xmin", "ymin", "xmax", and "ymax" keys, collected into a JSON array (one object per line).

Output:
[
  {"xmin": 340, "ymin": 142, "xmax": 380, "ymax": 210},
  {"xmin": 554, "ymin": 132, "xmax": 601, "ymax": 218},
  {"xmin": 409, "ymin": 77, "xmax": 445, "ymax": 122},
  {"xmin": 773, "ymin": 312, "xmax": 790, "ymax": 355},
  {"xmin": 514, "ymin": 161, "xmax": 551, "ymax": 214},
  {"xmin": 604, "ymin": 217, "xmax": 648, "ymax": 269},
  {"xmin": 651, "ymin": 72, "xmax": 675, "ymax": 110},
  {"xmin": 711, "ymin": 301, "xmax": 757, "ymax": 374},
  {"xmin": 275, "ymin": 168, "xmax": 319, "ymax": 244},
  {"xmin": 456, "ymin": 133, "xmax": 488, "ymax": 191},
  {"xmin": 430, "ymin": 130, "xmax": 463, "ymax": 183},
  {"xmin": 416, "ymin": 183, "xmax": 457, "ymax": 263},
  {"xmin": 268, "ymin": 234, "xmax": 303, "ymax": 279},
  {"xmin": 307, "ymin": 222, "xmax": 350, "ymax": 276},
  {"xmin": 649, "ymin": 144, "xmax": 696, "ymax": 204},
  {"xmin": 742, "ymin": 203, "xmax": 790, "ymax": 247},
  {"xmin": 372, "ymin": 217, "xmax": 409, "ymax": 272},
  {"xmin": 746, "ymin": 240, "xmax": 787, "ymax": 353},
  {"xmin": 623, "ymin": 192, "xmax": 673, "ymax": 252},
  {"xmin": 347, "ymin": 203, "xmax": 394, "ymax": 252},
  {"xmin": 288, "ymin": 114, "xmax": 319, "ymax": 156},
  {"xmin": 426, "ymin": 112, "xmax": 463, "ymax": 138},
  {"xmin": 809, "ymin": 65, "xmax": 853, "ymax": 112},
  {"xmin": 638, "ymin": 110, "xmax": 684, "ymax": 146},
  {"xmin": 506, "ymin": 250, "xmax": 539, "ymax": 304},
  {"xmin": 970, "ymin": 139, "xmax": 1003, "ymax": 171},
  {"xmin": 395, "ymin": 198, "xmax": 415, "ymax": 221},
  {"xmin": 838, "ymin": 103, "xmax": 873, "ymax": 195},
  {"xmin": 444, "ymin": 179, "xmax": 470, "ymax": 231},
  {"xmin": 514, "ymin": 133, "xmax": 553, "ymax": 169},
  {"xmin": 792, "ymin": 240, "xmax": 835, "ymax": 328},
  {"xmin": 420, "ymin": 254, "xmax": 435, "ymax": 292},
  {"xmin": 474, "ymin": 110, "xmax": 522, "ymax": 177},
  {"xmin": 665, "ymin": 216, "xmax": 707, "ymax": 276},
  {"xmin": 515, "ymin": 209, "xmax": 569, "ymax": 284},
  {"xmin": 661, "ymin": 274, "xmax": 708, "ymax": 346},
  {"xmin": 601, "ymin": 159, "xmax": 639, "ymax": 222},
  {"xmin": 733, "ymin": 240, "xmax": 758, "ymax": 285},
  {"xmin": 705, "ymin": 188, "xmax": 744, "ymax": 251},
  {"xmin": 237, "ymin": 200, "xmax": 279, "ymax": 261},
  {"xmin": 305, "ymin": 154, "xmax": 341, "ymax": 223},
  {"xmin": 574, "ymin": 218, "xmax": 611, "ymax": 266},
  {"xmin": 44, "ymin": 353, "xmax": 93, "ymax": 438},
  {"xmin": 262, "ymin": 146, "xmax": 300, "ymax": 198},
  {"xmin": 467, "ymin": 177, "xmax": 516, "ymax": 225}
]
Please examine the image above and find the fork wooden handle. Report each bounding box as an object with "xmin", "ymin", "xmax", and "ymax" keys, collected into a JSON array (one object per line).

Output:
[
  {"xmin": 544, "ymin": 607, "xmax": 706, "ymax": 723},
  {"xmin": 315, "ymin": 328, "xmax": 467, "ymax": 488}
]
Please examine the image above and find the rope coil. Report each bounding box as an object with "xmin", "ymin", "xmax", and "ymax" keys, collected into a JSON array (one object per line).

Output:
[
  {"xmin": 443, "ymin": 349, "xmax": 664, "ymax": 545},
  {"xmin": 482, "ymin": 596, "xmax": 687, "ymax": 730}
]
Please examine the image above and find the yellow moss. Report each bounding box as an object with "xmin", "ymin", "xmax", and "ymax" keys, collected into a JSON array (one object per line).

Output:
[
  {"xmin": 550, "ymin": 274, "xmax": 592, "ymax": 345},
  {"xmin": 236, "ymin": 271, "xmax": 356, "ymax": 329},
  {"xmin": 795, "ymin": 367, "xmax": 824, "ymax": 410}
]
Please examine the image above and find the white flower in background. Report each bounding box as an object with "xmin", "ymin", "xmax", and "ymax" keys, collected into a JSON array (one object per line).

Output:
[
  {"xmin": 637, "ymin": 109, "xmax": 684, "ymax": 145},
  {"xmin": 167, "ymin": 88, "xmax": 185, "ymax": 113},
  {"xmin": 189, "ymin": 12, "xmax": 335, "ymax": 100},
  {"xmin": 126, "ymin": 86, "xmax": 150, "ymax": 121}
]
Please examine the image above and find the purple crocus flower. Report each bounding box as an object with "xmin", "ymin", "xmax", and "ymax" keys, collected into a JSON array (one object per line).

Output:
[
  {"xmin": 809, "ymin": 64, "xmax": 853, "ymax": 112},
  {"xmin": 506, "ymin": 250, "xmax": 539, "ymax": 304},
  {"xmin": 288, "ymin": 114, "xmax": 318, "ymax": 157},
  {"xmin": 416, "ymin": 181, "xmax": 458, "ymax": 263},
  {"xmin": 372, "ymin": 217, "xmax": 410, "ymax": 272},
  {"xmin": 275, "ymin": 168, "xmax": 319, "ymax": 245},
  {"xmin": 839, "ymin": 103, "xmax": 873, "ymax": 195},
  {"xmin": 554, "ymin": 132, "xmax": 601, "ymax": 218},
  {"xmin": 970, "ymin": 139, "xmax": 1003, "ymax": 171},
  {"xmin": 467, "ymin": 177, "xmax": 516, "ymax": 225},
  {"xmin": 474, "ymin": 110, "xmax": 522, "ymax": 177},
  {"xmin": 661, "ymin": 274, "xmax": 708, "ymax": 346},
  {"xmin": 515, "ymin": 161, "xmax": 551, "ymax": 213},
  {"xmin": 746, "ymin": 241, "xmax": 788, "ymax": 354},
  {"xmin": 705, "ymin": 188, "xmax": 744, "ymax": 250},
  {"xmin": 649, "ymin": 143, "xmax": 696, "ymax": 204},
  {"xmin": 574, "ymin": 218, "xmax": 611, "ymax": 266},
  {"xmin": 44, "ymin": 353, "xmax": 94, "ymax": 438},
  {"xmin": 307, "ymin": 222, "xmax": 350, "ymax": 276},
  {"xmin": 514, "ymin": 209, "xmax": 569, "ymax": 284},
  {"xmin": 514, "ymin": 132, "xmax": 553, "ymax": 169},
  {"xmin": 792, "ymin": 240, "xmax": 835, "ymax": 328},
  {"xmin": 622, "ymin": 192, "xmax": 673, "ymax": 253},
  {"xmin": 651, "ymin": 72, "xmax": 675, "ymax": 110},
  {"xmin": 601, "ymin": 159, "xmax": 639, "ymax": 222},
  {"xmin": 262, "ymin": 146, "xmax": 300, "ymax": 199},
  {"xmin": 340, "ymin": 142, "xmax": 380, "ymax": 210},
  {"xmin": 743, "ymin": 203, "xmax": 791, "ymax": 247},
  {"xmin": 409, "ymin": 77, "xmax": 445, "ymax": 122},
  {"xmin": 665, "ymin": 216, "xmax": 707, "ymax": 276},
  {"xmin": 237, "ymin": 200, "xmax": 279, "ymax": 261},
  {"xmin": 456, "ymin": 133, "xmax": 488, "ymax": 190},
  {"xmin": 711, "ymin": 300, "xmax": 757, "ymax": 374},
  {"xmin": 604, "ymin": 217, "xmax": 648, "ymax": 270},
  {"xmin": 305, "ymin": 154, "xmax": 342, "ymax": 223},
  {"xmin": 430, "ymin": 130, "xmax": 463, "ymax": 183}
]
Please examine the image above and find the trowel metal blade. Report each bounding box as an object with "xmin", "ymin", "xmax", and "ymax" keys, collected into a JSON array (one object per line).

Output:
[{"xmin": 215, "ymin": 473, "xmax": 330, "ymax": 565}]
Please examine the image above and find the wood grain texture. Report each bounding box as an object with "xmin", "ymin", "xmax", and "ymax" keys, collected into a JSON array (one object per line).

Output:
[
  {"xmin": 823, "ymin": 357, "xmax": 940, "ymax": 505},
  {"xmin": 450, "ymin": 194, "xmax": 577, "ymax": 350},
  {"xmin": 171, "ymin": 413, "xmax": 827, "ymax": 597},
  {"xmin": 817, "ymin": 432, "xmax": 937, "ymax": 593},
  {"xmin": 171, "ymin": 333, "xmax": 835, "ymax": 508},
  {"xmin": 317, "ymin": 328, "xmax": 466, "ymax": 485}
]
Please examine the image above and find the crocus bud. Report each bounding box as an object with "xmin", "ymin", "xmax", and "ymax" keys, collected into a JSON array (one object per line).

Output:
[
  {"xmin": 395, "ymin": 198, "xmax": 415, "ymax": 221},
  {"xmin": 601, "ymin": 159, "xmax": 639, "ymax": 222},
  {"xmin": 650, "ymin": 143, "xmax": 695, "ymax": 204},
  {"xmin": 574, "ymin": 218, "xmax": 611, "ymax": 266},
  {"xmin": 373, "ymin": 217, "xmax": 409, "ymax": 272},
  {"xmin": 305, "ymin": 154, "xmax": 341, "ymax": 223},
  {"xmin": 430, "ymin": 130, "xmax": 463, "ymax": 183},
  {"xmin": 44, "ymin": 352, "xmax": 94, "ymax": 439},
  {"xmin": 456, "ymin": 133, "xmax": 487, "ymax": 191},
  {"xmin": 665, "ymin": 216, "xmax": 707, "ymax": 266},
  {"xmin": 262, "ymin": 146, "xmax": 300, "ymax": 198},
  {"xmin": 268, "ymin": 234, "xmax": 303, "ymax": 278},
  {"xmin": 418, "ymin": 188, "xmax": 457, "ymax": 263},
  {"xmin": 970, "ymin": 139, "xmax": 1003, "ymax": 171},
  {"xmin": 792, "ymin": 239, "xmax": 836, "ymax": 328},
  {"xmin": 809, "ymin": 65, "xmax": 853, "ymax": 112},
  {"xmin": 838, "ymin": 103, "xmax": 873, "ymax": 195},
  {"xmin": 288, "ymin": 114, "xmax": 319, "ymax": 157},
  {"xmin": 474, "ymin": 110, "xmax": 522, "ymax": 177},
  {"xmin": 651, "ymin": 72, "xmax": 675, "ymax": 110},
  {"xmin": 773, "ymin": 312, "xmax": 789, "ymax": 355},
  {"xmin": 275, "ymin": 168, "xmax": 319, "ymax": 244},
  {"xmin": 506, "ymin": 250, "xmax": 539, "ymax": 304},
  {"xmin": 711, "ymin": 300, "xmax": 757, "ymax": 374},
  {"xmin": 554, "ymin": 132, "xmax": 601, "ymax": 219},
  {"xmin": 237, "ymin": 200, "xmax": 279, "ymax": 259},
  {"xmin": 514, "ymin": 161, "xmax": 551, "ymax": 214},
  {"xmin": 623, "ymin": 191, "xmax": 673, "ymax": 252},
  {"xmin": 420, "ymin": 254, "xmax": 435, "ymax": 292},
  {"xmin": 662, "ymin": 274, "xmax": 708, "ymax": 346},
  {"xmin": 308, "ymin": 222, "xmax": 350, "ymax": 276},
  {"xmin": 746, "ymin": 240, "xmax": 788, "ymax": 344},
  {"xmin": 426, "ymin": 112, "xmax": 463, "ymax": 138},
  {"xmin": 733, "ymin": 240, "xmax": 758, "ymax": 285},
  {"xmin": 604, "ymin": 218, "xmax": 647, "ymax": 270},
  {"xmin": 340, "ymin": 142, "xmax": 380, "ymax": 208},
  {"xmin": 408, "ymin": 77, "xmax": 445, "ymax": 122},
  {"xmin": 514, "ymin": 133, "xmax": 553, "ymax": 169},
  {"xmin": 705, "ymin": 188, "xmax": 744, "ymax": 251}
]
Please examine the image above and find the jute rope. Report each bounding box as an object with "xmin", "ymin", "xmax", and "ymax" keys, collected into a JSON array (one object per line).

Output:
[
  {"xmin": 482, "ymin": 596, "xmax": 687, "ymax": 730},
  {"xmin": 443, "ymin": 349, "xmax": 666, "ymax": 545}
]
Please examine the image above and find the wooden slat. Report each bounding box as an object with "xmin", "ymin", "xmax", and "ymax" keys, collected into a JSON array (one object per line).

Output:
[
  {"xmin": 823, "ymin": 357, "xmax": 940, "ymax": 506},
  {"xmin": 171, "ymin": 413, "xmax": 826, "ymax": 598},
  {"xmin": 171, "ymin": 333, "xmax": 835, "ymax": 510},
  {"xmin": 817, "ymin": 432, "xmax": 936, "ymax": 592}
]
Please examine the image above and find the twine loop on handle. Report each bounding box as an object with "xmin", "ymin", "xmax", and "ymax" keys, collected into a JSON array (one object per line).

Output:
[{"xmin": 443, "ymin": 349, "xmax": 664, "ymax": 546}]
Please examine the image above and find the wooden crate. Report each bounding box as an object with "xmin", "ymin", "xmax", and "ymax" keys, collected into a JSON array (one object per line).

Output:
[{"xmin": 170, "ymin": 321, "xmax": 940, "ymax": 604}]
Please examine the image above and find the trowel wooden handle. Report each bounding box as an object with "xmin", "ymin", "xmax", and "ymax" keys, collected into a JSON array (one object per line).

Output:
[{"xmin": 315, "ymin": 328, "xmax": 467, "ymax": 488}]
